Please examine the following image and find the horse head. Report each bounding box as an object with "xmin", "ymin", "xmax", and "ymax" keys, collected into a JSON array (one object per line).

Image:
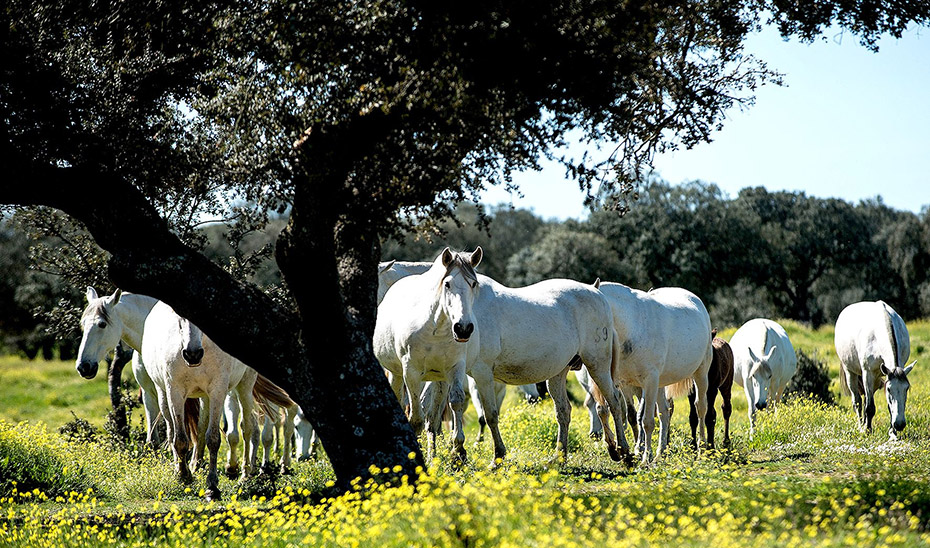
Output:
[
  {"xmin": 76, "ymin": 287, "xmax": 124, "ymax": 379},
  {"xmin": 882, "ymin": 360, "xmax": 915, "ymax": 437},
  {"xmin": 178, "ymin": 316, "xmax": 205, "ymax": 366},
  {"xmin": 745, "ymin": 345, "xmax": 776, "ymax": 411},
  {"xmin": 436, "ymin": 246, "xmax": 482, "ymax": 343}
]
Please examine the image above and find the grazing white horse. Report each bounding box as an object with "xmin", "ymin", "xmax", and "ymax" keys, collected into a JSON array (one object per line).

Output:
[
  {"xmin": 729, "ymin": 318, "xmax": 797, "ymax": 436},
  {"xmin": 293, "ymin": 405, "xmax": 319, "ymax": 461},
  {"xmin": 76, "ymin": 288, "xmax": 264, "ymax": 477},
  {"xmin": 596, "ymin": 282, "xmax": 713, "ymax": 464},
  {"xmin": 375, "ymin": 248, "xmax": 483, "ymax": 461},
  {"xmin": 835, "ymin": 301, "xmax": 915, "ymax": 439}
]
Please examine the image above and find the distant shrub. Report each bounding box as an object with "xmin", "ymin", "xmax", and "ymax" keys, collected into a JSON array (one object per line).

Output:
[
  {"xmin": 785, "ymin": 349, "xmax": 835, "ymax": 405},
  {"xmin": 59, "ymin": 412, "xmax": 99, "ymax": 444}
]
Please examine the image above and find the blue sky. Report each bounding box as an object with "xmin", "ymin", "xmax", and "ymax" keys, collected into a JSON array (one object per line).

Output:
[{"xmin": 480, "ymin": 24, "xmax": 930, "ymax": 220}]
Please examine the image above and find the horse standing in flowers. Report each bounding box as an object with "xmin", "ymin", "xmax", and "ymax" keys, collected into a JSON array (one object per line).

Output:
[
  {"xmin": 835, "ymin": 300, "xmax": 915, "ymax": 439},
  {"xmin": 374, "ymin": 248, "xmax": 483, "ymax": 462},
  {"xmin": 142, "ymin": 301, "xmax": 291, "ymax": 500},
  {"xmin": 595, "ymin": 282, "xmax": 713, "ymax": 464},
  {"xmin": 729, "ymin": 318, "xmax": 797, "ymax": 437},
  {"xmin": 669, "ymin": 329, "xmax": 734, "ymax": 450}
]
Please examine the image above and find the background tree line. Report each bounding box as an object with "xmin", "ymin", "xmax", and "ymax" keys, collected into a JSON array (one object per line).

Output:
[{"xmin": 4, "ymin": 178, "xmax": 927, "ymax": 358}]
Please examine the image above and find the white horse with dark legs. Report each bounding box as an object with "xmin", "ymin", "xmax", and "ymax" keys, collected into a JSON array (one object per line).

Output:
[
  {"xmin": 595, "ymin": 282, "xmax": 713, "ymax": 464},
  {"xmin": 835, "ymin": 301, "xmax": 915, "ymax": 439},
  {"xmin": 375, "ymin": 248, "xmax": 482, "ymax": 462},
  {"xmin": 729, "ymin": 318, "xmax": 797, "ymax": 437}
]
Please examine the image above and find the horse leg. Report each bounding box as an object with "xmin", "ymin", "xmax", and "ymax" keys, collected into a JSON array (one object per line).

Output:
[
  {"xmin": 656, "ymin": 390, "xmax": 672, "ymax": 458},
  {"xmin": 692, "ymin": 361, "xmax": 711, "ymax": 450},
  {"xmin": 547, "ymin": 367, "xmax": 572, "ymax": 462},
  {"xmin": 223, "ymin": 393, "xmax": 241, "ymax": 478},
  {"xmin": 422, "ymin": 381, "xmax": 449, "ymax": 462},
  {"xmin": 448, "ymin": 363, "xmax": 468, "ymax": 462},
  {"xmin": 720, "ymin": 382, "xmax": 733, "ymax": 449},
  {"xmin": 403, "ymin": 366, "xmax": 426, "ymax": 436},
  {"xmin": 575, "ymin": 370, "xmax": 603, "ymax": 440},
  {"xmin": 586, "ymin": 368, "xmax": 632, "ymax": 465},
  {"xmin": 744, "ymin": 384, "xmax": 756, "ymax": 438},
  {"xmin": 469, "ymin": 363, "xmax": 507, "ymax": 465},
  {"xmin": 204, "ymin": 393, "xmax": 223, "ymax": 501},
  {"xmin": 167, "ymin": 389, "xmax": 194, "ymax": 484},
  {"xmin": 687, "ymin": 389, "xmax": 699, "ymax": 450},
  {"xmin": 191, "ymin": 398, "xmax": 207, "ymax": 471},
  {"xmin": 235, "ymin": 380, "xmax": 261, "ymax": 478},
  {"xmin": 635, "ymin": 392, "xmax": 646, "ymax": 456},
  {"xmin": 260, "ymin": 408, "xmax": 275, "ymax": 470},
  {"xmin": 639, "ymin": 379, "xmax": 659, "ymax": 465},
  {"xmin": 132, "ymin": 354, "xmax": 163, "ymax": 448},
  {"xmin": 466, "ymin": 376, "xmax": 487, "ymax": 443},
  {"xmin": 280, "ymin": 404, "xmax": 297, "ymax": 473},
  {"xmin": 704, "ymin": 383, "xmax": 719, "ymax": 450}
]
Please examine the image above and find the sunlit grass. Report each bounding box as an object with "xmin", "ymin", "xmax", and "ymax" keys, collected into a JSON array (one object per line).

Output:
[{"xmin": 2, "ymin": 319, "xmax": 930, "ymax": 546}]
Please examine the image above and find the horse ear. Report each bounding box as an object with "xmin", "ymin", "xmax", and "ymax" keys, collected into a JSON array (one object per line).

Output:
[
  {"xmin": 711, "ymin": 328, "xmax": 718, "ymax": 339},
  {"xmin": 86, "ymin": 287, "xmax": 99, "ymax": 303},
  {"xmin": 378, "ymin": 260, "xmax": 396, "ymax": 275},
  {"xmin": 441, "ymin": 247, "xmax": 454, "ymax": 267},
  {"xmin": 593, "ymin": 277, "xmax": 601, "ymax": 289},
  {"xmin": 764, "ymin": 346, "xmax": 777, "ymax": 361},
  {"xmin": 904, "ymin": 361, "xmax": 916, "ymax": 376},
  {"xmin": 110, "ymin": 288, "xmax": 122, "ymax": 305},
  {"xmin": 880, "ymin": 361, "xmax": 892, "ymax": 377},
  {"xmin": 747, "ymin": 346, "xmax": 760, "ymax": 364},
  {"xmin": 470, "ymin": 246, "xmax": 483, "ymax": 268}
]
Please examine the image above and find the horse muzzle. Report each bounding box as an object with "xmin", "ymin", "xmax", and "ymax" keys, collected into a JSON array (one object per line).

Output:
[
  {"xmin": 452, "ymin": 322, "xmax": 474, "ymax": 343},
  {"xmin": 182, "ymin": 348, "xmax": 204, "ymax": 366},
  {"xmin": 893, "ymin": 418, "xmax": 906, "ymax": 432},
  {"xmin": 76, "ymin": 361, "xmax": 99, "ymax": 379}
]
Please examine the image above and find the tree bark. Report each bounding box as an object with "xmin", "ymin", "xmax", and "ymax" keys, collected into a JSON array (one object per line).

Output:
[
  {"xmin": 106, "ymin": 341, "xmax": 135, "ymax": 442},
  {"xmin": 1, "ymin": 146, "xmax": 423, "ymax": 487}
]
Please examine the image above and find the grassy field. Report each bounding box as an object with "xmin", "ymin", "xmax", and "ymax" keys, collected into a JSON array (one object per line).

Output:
[{"xmin": 2, "ymin": 319, "xmax": 930, "ymax": 546}]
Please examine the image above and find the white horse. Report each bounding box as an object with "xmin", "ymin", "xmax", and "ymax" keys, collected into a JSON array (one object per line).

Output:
[
  {"xmin": 293, "ymin": 405, "xmax": 319, "ymax": 460},
  {"xmin": 141, "ymin": 301, "xmax": 272, "ymax": 500},
  {"xmin": 375, "ymin": 248, "xmax": 482, "ymax": 461},
  {"xmin": 378, "ymin": 259, "xmax": 600, "ymax": 442},
  {"xmin": 460, "ymin": 271, "xmax": 629, "ymax": 465},
  {"xmin": 77, "ymin": 288, "xmax": 265, "ymax": 477},
  {"xmin": 835, "ymin": 301, "xmax": 916, "ymax": 439},
  {"xmin": 77, "ymin": 288, "xmax": 166, "ymax": 446},
  {"xmin": 596, "ymin": 282, "xmax": 712, "ymax": 464},
  {"xmin": 729, "ymin": 318, "xmax": 797, "ymax": 436}
]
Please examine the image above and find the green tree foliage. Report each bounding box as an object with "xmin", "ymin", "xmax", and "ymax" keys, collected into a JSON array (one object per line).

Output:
[{"xmin": 506, "ymin": 225, "xmax": 624, "ymax": 286}]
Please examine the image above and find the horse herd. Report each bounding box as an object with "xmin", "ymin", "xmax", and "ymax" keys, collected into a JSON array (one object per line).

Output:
[{"xmin": 72, "ymin": 247, "xmax": 917, "ymax": 501}]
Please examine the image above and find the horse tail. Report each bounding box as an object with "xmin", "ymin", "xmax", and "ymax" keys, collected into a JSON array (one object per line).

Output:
[
  {"xmin": 839, "ymin": 366, "xmax": 851, "ymax": 397},
  {"xmin": 665, "ymin": 378, "xmax": 693, "ymax": 400},
  {"xmin": 184, "ymin": 398, "xmax": 200, "ymax": 441},
  {"xmin": 253, "ymin": 373, "xmax": 296, "ymax": 412}
]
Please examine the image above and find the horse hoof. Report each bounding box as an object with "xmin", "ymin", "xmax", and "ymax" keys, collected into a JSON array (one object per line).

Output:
[
  {"xmin": 280, "ymin": 466, "xmax": 294, "ymax": 476},
  {"xmin": 588, "ymin": 432, "xmax": 602, "ymax": 441},
  {"xmin": 297, "ymin": 456, "xmax": 312, "ymax": 463},
  {"xmin": 205, "ymin": 488, "xmax": 222, "ymax": 502},
  {"xmin": 607, "ymin": 445, "xmax": 622, "ymax": 462},
  {"xmin": 224, "ymin": 466, "xmax": 240, "ymax": 479}
]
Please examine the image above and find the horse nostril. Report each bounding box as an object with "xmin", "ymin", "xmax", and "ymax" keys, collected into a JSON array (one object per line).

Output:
[
  {"xmin": 77, "ymin": 362, "xmax": 98, "ymax": 379},
  {"xmin": 894, "ymin": 419, "xmax": 906, "ymax": 431},
  {"xmin": 453, "ymin": 322, "xmax": 473, "ymax": 340}
]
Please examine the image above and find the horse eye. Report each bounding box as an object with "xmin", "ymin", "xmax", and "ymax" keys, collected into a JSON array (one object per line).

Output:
[
  {"xmin": 471, "ymin": 281, "xmax": 478, "ymax": 289},
  {"xmin": 445, "ymin": 281, "xmax": 451, "ymax": 289},
  {"xmin": 97, "ymin": 321, "xmax": 107, "ymax": 329}
]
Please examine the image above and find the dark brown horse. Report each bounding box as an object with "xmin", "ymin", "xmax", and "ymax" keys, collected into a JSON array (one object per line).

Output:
[{"xmin": 670, "ymin": 329, "xmax": 734, "ymax": 449}]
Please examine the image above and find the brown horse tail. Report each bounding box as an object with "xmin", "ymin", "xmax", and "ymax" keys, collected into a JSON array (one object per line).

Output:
[
  {"xmin": 184, "ymin": 398, "xmax": 200, "ymax": 441},
  {"xmin": 253, "ymin": 373, "xmax": 296, "ymax": 412}
]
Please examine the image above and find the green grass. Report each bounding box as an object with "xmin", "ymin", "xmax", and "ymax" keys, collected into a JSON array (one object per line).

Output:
[{"xmin": 2, "ymin": 319, "xmax": 930, "ymax": 546}]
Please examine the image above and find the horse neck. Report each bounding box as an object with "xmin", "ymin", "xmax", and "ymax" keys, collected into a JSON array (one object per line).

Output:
[{"xmin": 115, "ymin": 294, "xmax": 159, "ymax": 351}]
